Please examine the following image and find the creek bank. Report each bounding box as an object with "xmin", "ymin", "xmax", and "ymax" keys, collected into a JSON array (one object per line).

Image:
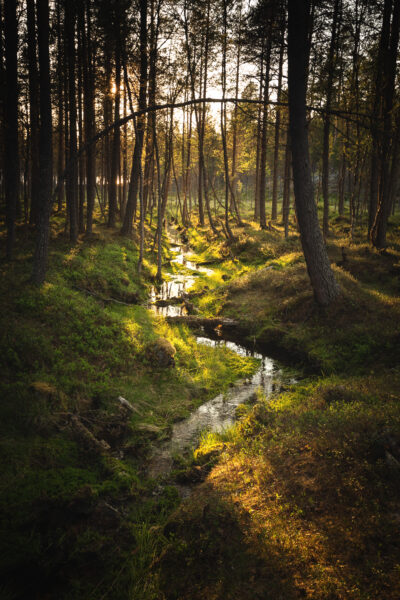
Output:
[{"xmin": 166, "ymin": 314, "xmax": 318, "ymax": 373}]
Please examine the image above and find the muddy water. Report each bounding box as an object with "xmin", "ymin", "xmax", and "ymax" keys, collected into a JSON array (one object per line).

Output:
[{"xmin": 147, "ymin": 235, "xmax": 291, "ymax": 479}]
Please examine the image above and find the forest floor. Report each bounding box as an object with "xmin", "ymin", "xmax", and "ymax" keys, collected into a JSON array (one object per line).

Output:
[{"xmin": 1, "ymin": 210, "xmax": 400, "ymax": 599}]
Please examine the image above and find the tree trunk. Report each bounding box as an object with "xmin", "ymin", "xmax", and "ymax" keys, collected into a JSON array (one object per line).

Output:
[
  {"xmin": 282, "ymin": 131, "xmax": 291, "ymax": 239},
  {"xmin": 220, "ymin": 0, "xmax": 234, "ymax": 240},
  {"xmin": 271, "ymin": 20, "xmax": 284, "ymax": 222},
  {"xmin": 121, "ymin": 0, "xmax": 147, "ymax": 235},
  {"xmin": 4, "ymin": 0, "xmax": 19, "ymax": 260},
  {"xmin": 371, "ymin": 0, "xmax": 400, "ymax": 248},
  {"xmin": 108, "ymin": 17, "xmax": 121, "ymax": 228},
  {"xmin": 368, "ymin": 0, "xmax": 392, "ymax": 238},
  {"xmin": 82, "ymin": 0, "xmax": 95, "ymax": 235},
  {"xmin": 56, "ymin": 0, "xmax": 64, "ymax": 212},
  {"xmin": 258, "ymin": 32, "xmax": 271, "ymax": 230},
  {"xmin": 65, "ymin": 0, "xmax": 78, "ymax": 243},
  {"xmin": 27, "ymin": 0, "xmax": 40, "ymax": 226},
  {"xmin": 288, "ymin": 0, "xmax": 340, "ymax": 306},
  {"xmin": 32, "ymin": 0, "xmax": 53, "ymax": 284},
  {"xmin": 322, "ymin": 0, "xmax": 340, "ymax": 237}
]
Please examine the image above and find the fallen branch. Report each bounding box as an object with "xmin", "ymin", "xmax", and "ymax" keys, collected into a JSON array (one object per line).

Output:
[{"xmin": 73, "ymin": 285, "xmax": 139, "ymax": 306}]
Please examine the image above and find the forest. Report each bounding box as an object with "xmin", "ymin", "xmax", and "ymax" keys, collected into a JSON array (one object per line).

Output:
[{"xmin": 1, "ymin": 0, "xmax": 400, "ymax": 598}]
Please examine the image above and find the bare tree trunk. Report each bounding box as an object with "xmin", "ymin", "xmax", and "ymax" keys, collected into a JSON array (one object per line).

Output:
[
  {"xmin": 121, "ymin": 0, "xmax": 147, "ymax": 235},
  {"xmin": 371, "ymin": 0, "xmax": 400, "ymax": 248},
  {"xmin": 27, "ymin": 0, "xmax": 40, "ymax": 226},
  {"xmin": 229, "ymin": 0, "xmax": 243, "ymax": 225},
  {"xmin": 56, "ymin": 0, "xmax": 64, "ymax": 213},
  {"xmin": 200, "ymin": 0, "xmax": 217, "ymax": 232},
  {"xmin": 258, "ymin": 31, "xmax": 272, "ymax": 230},
  {"xmin": 77, "ymin": 26, "xmax": 85, "ymax": 234},
  {"xmin": 271, "ymin": 20, "xmax": 284, "ymax": 222},
  {"xmin": 322, "ymin": 0, "xmax": 341, "ymax": 237},
  {"xmin": 220, "ymin": 0, "xmax": 234, "ymax": 240},
  {"xmin": 288, "ymin": 0, "xmax": 340, "ymax": 306},
  {"xmin": 143, "ymin": 0, "xmax": 156, "ymax": 219},
  {"xmin": 32, "ymin": 0, "xmax": 53, "ymax": 284},
  {"xmin": 368, "ymin": 0, "xmax": 392, "ymax": 238},
  {"xmin": 282, "ymin": 131, "xmax": 291, "ymax": 239},
  {"xmin": 81, "ymin": 0, "xmax": 95, "ymax": 235},
  {"xmin": 254, "ymin": 49, "xmax": 263, "ymax": 221},
  {"xmin": 4, "ymin": 0, "xmax": 19, "ymax": 260},
  {"xmin": 108, "ymin": 15, "xmax": 121, "ymax": 228},
  {"xmin": 65, "ymin": 0, "xmax": 78, "ymax": 243}
]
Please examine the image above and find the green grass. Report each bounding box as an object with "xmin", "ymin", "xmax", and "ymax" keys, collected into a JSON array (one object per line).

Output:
[
  {"xmin": 0, "ymin": 218, "xmax": 259, "ymax": 600},
  {"xmin": 1, "ymin": 206, "xmax": 400, "ymax": 599},
  {"xmin": 148, "ymin": 212, "xmax": 400, "ymax": 600}
]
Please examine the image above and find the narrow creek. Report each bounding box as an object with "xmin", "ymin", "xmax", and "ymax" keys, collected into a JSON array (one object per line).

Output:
[{"xmin": 147, "ymin": 232, "xmax": 294, "ymax": 480}]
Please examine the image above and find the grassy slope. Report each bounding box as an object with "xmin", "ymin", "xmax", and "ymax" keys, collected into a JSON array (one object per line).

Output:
[
  {"xmin": 0, "ymin": 217, "xmax": 258, "ymax": 600},
  {"xmin": 155, "ymin": 214, "xmax": 400, "ymax": 600}
]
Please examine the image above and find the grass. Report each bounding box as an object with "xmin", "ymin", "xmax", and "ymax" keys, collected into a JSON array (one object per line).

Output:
[
  {"xmin": 1, "ymin": 205, "xmax": 400, "ymax": 599},
  {"xmin": 0, "ymin": 215, "xmax": 259, "ymax": 600},
  {"xmin": 159, "ymin": 374, "xmax": 400, "ymax": 599},
  {"xmin": 150, "ymin": 211, "xmax": 400, "ymax": 599}
]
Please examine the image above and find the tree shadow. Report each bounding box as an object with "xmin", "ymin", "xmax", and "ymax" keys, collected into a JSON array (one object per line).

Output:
[{"xmin": 156, "ymin": 482, "xmax": 301, "ymax": 600}]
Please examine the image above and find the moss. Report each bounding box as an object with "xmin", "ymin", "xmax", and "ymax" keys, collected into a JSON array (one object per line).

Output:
[{"xmin": 0, "ymin": 219, "xmax": 261, "ymax": 600}]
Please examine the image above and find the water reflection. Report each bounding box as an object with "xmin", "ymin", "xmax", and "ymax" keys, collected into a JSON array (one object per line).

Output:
[{"xmin": 148, "ymin": 336, "xmax": 283, "ymax": 478}]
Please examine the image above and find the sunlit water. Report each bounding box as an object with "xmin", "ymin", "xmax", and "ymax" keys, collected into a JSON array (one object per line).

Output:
[
  {"xmin": 147, "ymin": 234, "xmax": 290, "ymax": 479},
  {"xmin": 147, "ymin": 336, "xmax": 285, "ymax": 478},
  {"xmin": 149, "ymin": 241, "xmax": 214, "ymax": 317}
]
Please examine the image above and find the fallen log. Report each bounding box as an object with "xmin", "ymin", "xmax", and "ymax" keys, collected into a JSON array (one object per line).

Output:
[{"xmin": 165, "ymin": 315, "xmax": 239, "ymax": 332}]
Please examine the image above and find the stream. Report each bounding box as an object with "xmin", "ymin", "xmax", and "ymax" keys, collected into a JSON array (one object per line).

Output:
[{"xmin": 147, "ymin": 233, "xmax": 293, "ymax": 480}]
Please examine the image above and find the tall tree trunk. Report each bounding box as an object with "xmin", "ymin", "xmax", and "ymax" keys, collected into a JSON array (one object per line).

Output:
[
  {"xmin": 371, "ymin": 0, "xmax": 400, "ymax": 248},
  {"xmin": 258, "ymin": 34, "xmax": 271, "ymax": 230},
  {"xmin": 200, "ymin": 0, "xmax": 217, "ymax": 232},
  {"xmin": 229, "ymin": 0, "xmax": 243, "ymax": 225},
  {"xmin": 288, "ymin": 0, "xmax": 340, "ymax": 306},
  {"xmin": 77, "ymin": 25, "xmax": 85, "ymax": 233},
  {"xmin": 32, "ymin": 0, "xmax": 53, "ymax": 284},
  {"xmin": 121, "ymin": 0, "xmax": 147, "ymax": 235},
  {"xmin": 271, "ymin": 20, "xmax": 284, "ymax": 222},
  {"xmin": 65, "ymin": 0, "xmax": 78, "ymax": 243},
  {"xmin": 220, "ymin": 0, "xmax": 233, "ymax": 240},
  {"xmin": 142, "ymin": 0, "xmax": 156, "ymax": 218},
  {"xmin": 27, "ymin": 0, "xmax": 40, "ymax": 226},
  {"xmin": 4, "ymin": 0, "xmax": 19, "ymax": 260},
  {"xmin": 368, "ymin": 0, "xmax": 392, "ymax": 237},
  {"xmin": 282, "ymin": 131, "xmax": 291, "ymax": 239},
  {"xmin": 322, "ymin": 0, "xmax": 340, "ymax": 237},
  {"xmin": 254, "ymin": 49, "xmax": 263, "ymax": 221},
  {"xmin": 56, "ymin": 0, "xmax": 64, "ymax": 212},
  {"xmin": 108, "ymin": 15, "xmax": 121, "ymax": 228},
  {"xmin": 82, "ymin": 0, "xmax": 95, "ymax": 234}
]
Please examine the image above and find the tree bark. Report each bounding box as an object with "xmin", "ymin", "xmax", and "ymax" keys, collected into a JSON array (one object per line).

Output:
[
  {"xmin": 322, "ymin": 0, "xmax": 340, "ymax": 237},
  {"xmin": 371, "ymin": 0, "xmax": 400, "ymax": 248},
  {"xmin": 258, "ymin": 31, "xmax": 271, "ymax": 230},
  {"xmin": 4, "ymin": 0, "xmax": 19, "ymax": 260},
  {"xmin": 121, "ymin": 0, "xmax": 147, "ymax": 235},
  {"xmin": 271, "ymin": 19, "xmax": 284, "ymax": 222},
  {"xmin": 32, "ymin": 0, "xmax": 53, "ymax": 284},
  {"xmin": 282, "ymin": 131, "xmax": 291, "ymax": 239},
  {"xmin": 82, "ymin": 0, "xmax": 95, "ymax": 234},
  {"xmin": 27, "ymin": 0, "xmax": 40, "ymax": 226},
  {"xmin": 65, "ymin": 0, "xmax": 78, "ymax": 243},
  {"xmin": 108, "ymin": 9, "xmax": 121, "ymax": 228},
  {"xmin": 288, "ymin": 0, "xmax": 340, "ymax": 306}
]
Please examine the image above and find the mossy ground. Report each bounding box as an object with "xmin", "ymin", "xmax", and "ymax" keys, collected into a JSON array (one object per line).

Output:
[
  {"xmin": 153, "ymin": 210, "xmax": 400, "ymax": 599},
  {"xmin": 0, "ymin": 214, "xmax": 258, "ymax": 599},
  {"xmin": 1, "ymin": 205, "xmax": 400, "ymax": 599}
]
